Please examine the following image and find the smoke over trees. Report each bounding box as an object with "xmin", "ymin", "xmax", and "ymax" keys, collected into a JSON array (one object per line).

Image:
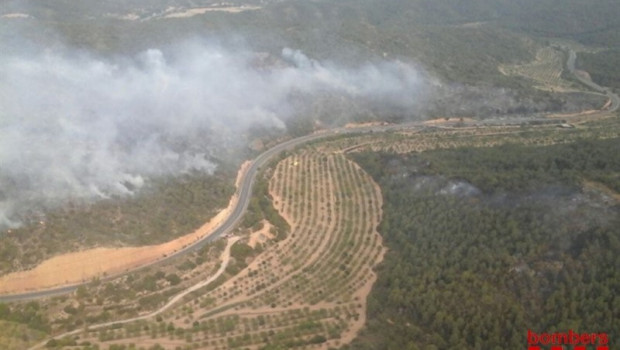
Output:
[{"xmin": 0, "ymin": 41, "xmax": 429, "ymax": 228}]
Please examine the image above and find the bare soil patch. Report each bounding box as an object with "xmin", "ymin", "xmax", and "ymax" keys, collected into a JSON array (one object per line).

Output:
[
  {"xmin": 0, "ymin": 162, "xmax": 251, "ymax": 294},
  {"xmin": 247, "ymin": 220, "xmax": 275, "ymax": 249}
]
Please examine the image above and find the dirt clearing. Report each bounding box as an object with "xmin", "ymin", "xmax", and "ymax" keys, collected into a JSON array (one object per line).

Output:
[{"xmin": 0, "ymin": 162, "xmax": 251, "ymax": 295}]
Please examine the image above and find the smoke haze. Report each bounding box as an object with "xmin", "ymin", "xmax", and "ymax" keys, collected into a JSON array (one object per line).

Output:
[{"xmin": 0, "ymin": 41, "xmax": 428, "ymax": 228}]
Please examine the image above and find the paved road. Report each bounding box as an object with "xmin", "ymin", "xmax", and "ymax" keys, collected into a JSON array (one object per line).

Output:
[
  {"xmin": 2, "ymin": 48, "xmax": 618, "ymax": 303},
  {"xmin": 566, "ymin": 49, "xmax": 619, "ymax": 112},
  {"xmin": 0, "ymin": 123, "xmax": 397, "ymax": 303},
  {"xmin": 27, "ymin": 236, "xmax": 240, "ymax": 350}
]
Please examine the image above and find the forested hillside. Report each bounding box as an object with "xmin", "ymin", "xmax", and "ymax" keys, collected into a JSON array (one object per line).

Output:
[
  {"xmin": 347, "ymin": 138, "xmax": 620, "ymax": 349},
  {"xmin": 3, "ymin": 0, "xmax": 617, "ymax": 120},
  {"xmin": 578, "ymin": 49, "xmax": 620, "ymax": 91},
  {"xmin": 5, "ymin": 0, "xmax": 619, "ymax": 72}
]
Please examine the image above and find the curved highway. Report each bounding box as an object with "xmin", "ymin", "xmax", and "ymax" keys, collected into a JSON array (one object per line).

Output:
[
  {"xmin": 0, "ymin": 123, "xmax": 402, "ymax": 303},
  {"xmin": 1, "ymin": 48, "xmax": 618, "ymax": 303},
  {"xmin": 566, "ymin": 49, "xmax": 619, "ymax": 112}
]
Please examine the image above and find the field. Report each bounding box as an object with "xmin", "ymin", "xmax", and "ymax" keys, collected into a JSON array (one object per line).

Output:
[
  {"xmin": 3, "ymin": 1, "xmax": 620, "ymax": 349},
  {"xmin": 1, "ymin": 109, "xmax": 618, "ymax": 349},
  {"xmin": 22, "ymin": 111, "xmax": 615, "ymax": 349},
  {"xmin": 41, "ymin": 147, "xmax": 386, "ymax": 349},
  {"xmin": 500, "ymin": 47, "xmax": 578, "ymax": 92}
]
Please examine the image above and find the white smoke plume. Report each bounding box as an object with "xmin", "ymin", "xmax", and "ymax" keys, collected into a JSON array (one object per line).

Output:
[{"xmin": 0, "ymin": 42, "xmax": 428, "ymax": 228}]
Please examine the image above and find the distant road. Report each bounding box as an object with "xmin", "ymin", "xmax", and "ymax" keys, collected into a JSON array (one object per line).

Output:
[
  {"xmin": 566, "ymin": 49, "xmax": 619, "ymax": 112},
  {"xmin": 2, "ymin": 48, "xmax": 618, "ymax": 303}
]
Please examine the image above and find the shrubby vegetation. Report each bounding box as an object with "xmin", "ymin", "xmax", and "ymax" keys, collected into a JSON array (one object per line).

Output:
[
  {"xmin": 242, "ymin": 170, "xmax": 290, "ymax": 241},
  {"xmin": 0, "ymin": 319, "xmax": 46, "ymax": 350},
  {"xmin": 226, "ymin": 242, "xmax": 258, "ymax": 276},
  {"xmin": 399, "ymin": 138, "xmax": 620, "ymax": 193},
  {"xmin": 0, "ymin": 301, "xmax": 50, "ymax": 337},
  {"xmin": 0, "ymin": 236, "xmax": 226, "ymax": 347},
  {"xmin": 2, "ymin": 1, "xmax": 619, "ymax": 348},
  {"xmin": 0, "ymin": 169, "xmax": 235, "ymax": 275},
  {"xmin": 347, "ymin": 138, "xmax": 620, "ymax": 349},
  {"xmin": 5, "ymin": 0, "xmax": 616, "ymax": 122},
  {"xmin": 578, "ymin": 50, "xmax": 620, "ymax": 91}
]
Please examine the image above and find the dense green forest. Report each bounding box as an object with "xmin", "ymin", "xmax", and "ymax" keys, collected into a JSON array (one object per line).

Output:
[
  {"xmin": 578, "ymin": 50, "xmax": 620, "ymax": 91},
  {"xmin": 347, "ymin": 138, "xmax": 620, "ymax": 350}
]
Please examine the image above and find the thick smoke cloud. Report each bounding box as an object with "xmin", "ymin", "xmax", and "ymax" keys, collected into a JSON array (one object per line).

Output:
[{"xmin": 0, "ymin": 42, "xmax": 427, "ymax": 228}]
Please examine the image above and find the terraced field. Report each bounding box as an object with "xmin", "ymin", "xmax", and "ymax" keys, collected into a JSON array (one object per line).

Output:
[
  {"xmin": 500, "ymin": 47, "xmax": 576, "ymax": 91},
  {"xmin": 70, "ymin": 148, "xmax": 385, "ymax": 349}
]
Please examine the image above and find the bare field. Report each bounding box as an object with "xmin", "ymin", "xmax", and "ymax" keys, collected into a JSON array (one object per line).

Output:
[{"xmin": 247, "ymin": 220, "xmax": 274, "ymax": 249}]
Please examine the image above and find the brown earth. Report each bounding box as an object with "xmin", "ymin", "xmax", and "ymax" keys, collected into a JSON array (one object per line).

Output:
[
  {"xmin": 163, "ymin": 150, "xmax": 387, "ymax": 349},
  {"xmin": 0, "ymin": 161, "xmax": 251, "ymax": 295},
  {"xmin": 247, "ymin": 220, "xmax": 275, "ymax": 249}
]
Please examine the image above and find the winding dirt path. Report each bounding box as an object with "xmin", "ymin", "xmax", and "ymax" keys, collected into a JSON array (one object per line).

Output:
[{"xmin": 28, "ymin": 236, "xmax": 240, "ymax": 350}]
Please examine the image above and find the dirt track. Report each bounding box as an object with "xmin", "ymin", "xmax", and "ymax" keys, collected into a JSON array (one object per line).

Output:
[{"xmin": 27, "ymin": 236, "xmax": 240, "ymax": 350}]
